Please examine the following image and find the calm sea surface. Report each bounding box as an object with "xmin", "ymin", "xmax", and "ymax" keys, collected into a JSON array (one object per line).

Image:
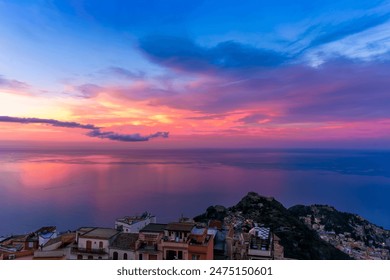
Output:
[{"xmin": 1, "ymin": 148, "xmax": 390, "ymax": 236}]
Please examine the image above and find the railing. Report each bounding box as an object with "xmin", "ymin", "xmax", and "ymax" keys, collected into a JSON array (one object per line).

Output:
[
  {"xmin": 248, "ymin": 248, "xmax": 272, "ymax": 257},
  {"xmin": 71, "ymin": 247, "xmax": 107, "ymax": 255}
]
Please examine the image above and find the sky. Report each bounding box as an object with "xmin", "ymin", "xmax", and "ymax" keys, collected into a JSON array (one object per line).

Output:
[{"xmin": 1, "ymin": 0, "xmax": 390, "ymax": 149}]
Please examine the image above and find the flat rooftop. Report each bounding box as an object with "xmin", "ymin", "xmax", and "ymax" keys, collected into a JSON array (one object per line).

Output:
[{"xmin": 116, "ymin": 213, "xmax": 155, "ymax": 225}]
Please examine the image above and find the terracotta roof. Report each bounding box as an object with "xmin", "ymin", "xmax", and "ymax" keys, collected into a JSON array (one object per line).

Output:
[
  {"xmin": 208, "ymin": 220, "xmax": 223, "ymax": 230},
  {"xmin": 166, "ymin": 222, "xmax": 195, "ymax": 232},
  {"xmin": 43, "ymin": 233, "xmax": 75, "ymax": 248},
  {"xmin": 110, "ymin": 233, "xmax": 139, "ymax": 250},
  {"xmin": 140, "ymin": 223, "xmax": 167, "ymax": 233}
]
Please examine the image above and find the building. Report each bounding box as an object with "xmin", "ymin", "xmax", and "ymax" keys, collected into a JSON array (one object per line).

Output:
[
  {"xmin": 115, "ymin": 212, "xmax": 156, "ymax": 233},
  {"xmin": 109, "ymin": 233, "xmax": 138, "ymax": 260},
  {"xmin": 226, "ymin": 224, "xmax": 284, "ymax": 260},
  {"xmin": 188, "ymin": 226, "xmax": 214, "ymax": 260},
  {"xmin": 137, "ymin": 223, "xmax": 167, "ymax": 260},
  {"xmin": 69, "ymin": 227, "xmax": 119, "ymax": 260},
  {"xmin": 33, "ymin": 232, "xmax": 75, "ymax": 260},
  {"xmin": 0, "ymin": 235, "xmax": 33, "ymax": 260},
  {"xmin": 161, "ymin": 222, "xmax": 195, "ymax": 260},
  {"xmin": 159, "ymin": 222, "xmax": 215, "ymax": 260},
  {"xmin": 36, "ymin": 226, "xmax": 57, "ymax": 247},
  {"xmin": 247, "ymin": 227, "xmax": 273, "ymax": 259},
  {"xmin": 0, "ymin": 226, "xmax": 60, "ymax": 260}
]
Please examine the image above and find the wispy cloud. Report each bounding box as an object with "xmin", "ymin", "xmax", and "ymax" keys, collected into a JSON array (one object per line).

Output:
[
  {"xmin": 289, "ymin": 11, "xmax": 390, "ymax": 65},
  {"xmin": 0, "ymin": 75, "xmax": 29, "ymax": 91},
  {"xmin": 76, "ymin": 84, "xmax": 104, "ymax": 98},
  {"xmin": 308, "ymin": 13, "xmax": 390, "ymax": 49},
  {"xmin": 237, "ymin": 113, "xmax": 270, "ymax": 124},
  {"xmin": 0, "ymin": 116, "xmax": 169, "ymax": 142},
  {"xmin": 106, "ymin": 66, "xmax": 145, "ymax": 80}
]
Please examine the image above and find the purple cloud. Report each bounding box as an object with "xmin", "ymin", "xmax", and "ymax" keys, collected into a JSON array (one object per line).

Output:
[
  {"xmin": 0, "ymin": 75, "xmax": 29, "ymax": 91},
  {"xmin": 87, "ymin": 129, "xmax": 169, "ymax": 142},
  {"xmin": 237, "ymin": 114, "xmax": 269, "ymax": 124},
  {"xmin": 76, "ymin": 84, "xmax": 104, "ymax": 98},
  {"xmin": 0, "ymin": 116, "xmax": 98, "ymax": 129},
  {"xmin": 0, "ymin": 116, "xmax": 169, "ymax": 143}
]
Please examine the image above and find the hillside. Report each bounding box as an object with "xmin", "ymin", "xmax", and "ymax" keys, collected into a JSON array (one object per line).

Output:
[
  {"xmin": 289, "ymin": 204, "xmax": 390, "ymax": 259},
  {"xmin": 195, "ymin": 192, "xmax": 351, "ymax": 259}
]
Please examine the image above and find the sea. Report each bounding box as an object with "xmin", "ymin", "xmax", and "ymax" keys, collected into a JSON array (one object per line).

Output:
[{"xmin": 1, "ymin": 148, "xmax": 389, "ymax": 236}]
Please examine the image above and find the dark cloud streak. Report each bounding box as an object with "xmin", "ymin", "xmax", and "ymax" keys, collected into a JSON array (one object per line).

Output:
[
  {"xmin": 87, "ymin": 129, "xmax": 169, "ymax": 142},
  {"xmin": 138, "ymin": 35, "xmax": 290, "ymax": 72},
  {"xmin": 0, "ymin": 116, "xmax": 169, "ymax": 143},
  {"xmin": 0, "ymin": 116, "xmax": 98, "ymax": 130}
]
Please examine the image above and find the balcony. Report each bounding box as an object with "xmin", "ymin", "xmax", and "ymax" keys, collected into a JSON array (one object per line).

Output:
[{"xmin": 71, "ymin": 246, "xmax": 107, "ymax": 255}]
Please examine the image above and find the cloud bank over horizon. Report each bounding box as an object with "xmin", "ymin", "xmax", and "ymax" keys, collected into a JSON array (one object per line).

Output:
[{"xmin": 0, "ymin": 116, "xmax": 169, "ymax": 143}]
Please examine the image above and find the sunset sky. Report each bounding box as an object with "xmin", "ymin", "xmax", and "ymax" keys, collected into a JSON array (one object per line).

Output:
[{"xmin": 1, "ymin": 0, "xmax": 390, "ymax": 148}]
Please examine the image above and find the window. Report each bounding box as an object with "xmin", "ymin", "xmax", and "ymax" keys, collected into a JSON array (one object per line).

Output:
[
  {"xmin": 123, "ymin": 253, "xmax": 128, "ymax": 260},
  {"xmin": 192, "ymin": 254, "xmax": 200, "ymax": 260},
  {"xmin": 139, "ymin": 254, "xmax": 143, "ymax": 260},
  {"xmin": 178, "ymin": 251, "xmax": 183, "ymax": 259},
  {"xmin": 88, "ymin": 255, "xmax": 93, "ymax": 260},
  {"xmin": 99, "ymin": 241, "xmax": 103, "ymax": 249},
  {"xmin": 77, "ymin": 255, "xmax": 83, "ymax": 260},
  {"xmin": 113, "ymin": 251, "xmax": 118, "ymax": 260}
]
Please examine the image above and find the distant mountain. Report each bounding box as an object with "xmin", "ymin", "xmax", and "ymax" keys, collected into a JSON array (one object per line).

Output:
[
  {"xmin": 289, "ymin": 205, "xmax": 390, "ymax": 259},
  {"xmin": 195, "ymin": 192, "xmax": 385, "ymax": 259}
]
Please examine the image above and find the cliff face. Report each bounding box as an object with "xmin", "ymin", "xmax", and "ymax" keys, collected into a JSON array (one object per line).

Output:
[
  {"xmin": 289, "ymin": 205, "xmax": 390, "ymax": 259},
  {"xmin": 196, "ymin": 192, "xmax": 378, "ymax": 259}
]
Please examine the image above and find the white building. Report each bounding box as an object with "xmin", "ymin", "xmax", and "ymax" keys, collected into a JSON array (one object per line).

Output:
[
  {"xmin": 36, "ymin": 226, "xmax": 57, "ymax": 247},
  {"xmin": 115, "ymin": 212, "xmax": 156, "ymax": 233}
]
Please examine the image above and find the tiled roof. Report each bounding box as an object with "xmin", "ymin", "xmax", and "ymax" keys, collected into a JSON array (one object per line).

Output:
[
  {"xmin": 140, "ymin": 223, "xmax": 167, "ymax": 233},
  {"xmin": 43, "ymin": 233, "xmax": 75, "ymax": 248},
  {"xmin": 166, "ymin": 222, "xmax": 195, "ymax": 232},
  {"xmin": 110, "ymin": 233, "xmax": 139, "ymax": 250},
  {"xmin": 81, "ymin": 228, "xmax": 119, "ymax": 239},
  {"xmin": 208, "ymin": 220, "xmax": 223, "ymax": 230},
  {"xmin": 35, "ymin": 226, "xmax": 56, "ymax": 234}
]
